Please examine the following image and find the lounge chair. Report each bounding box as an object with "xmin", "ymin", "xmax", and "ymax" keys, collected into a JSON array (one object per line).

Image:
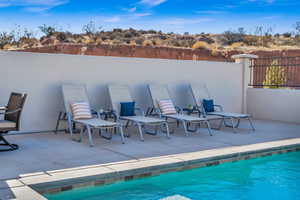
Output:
[
  {"xmin": 0, "ymin": 92, "xmax": 27, "ymax": 151},
  {"xmin": 147, "ymin": 84, "xmax": 212, "ymax": 136},
  {"xmin": 107, "ymin": 84, "xmax": 170, "ymax": 141},
  {"xmin": 189, "ymin": 83, "xmax": 255, "ymax": 132},
  {"xmin": 62, "ymin": 84, "xmax": 125, "ymax": 146}
]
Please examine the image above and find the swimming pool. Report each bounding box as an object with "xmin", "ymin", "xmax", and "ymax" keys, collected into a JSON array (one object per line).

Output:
[{"xmin": 45, "ymin": 151, "xmax": 300, "ymax": 200}]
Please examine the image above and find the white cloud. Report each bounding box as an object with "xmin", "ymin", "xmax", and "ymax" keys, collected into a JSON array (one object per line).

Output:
[
  {"xmin": 139, "ymin": 0, "xmax": 167, "ymax": 7},
  {"xmin": 128, "ymin": 7, "xmax": 137, "ymax": 12},
  {"xmin": 0, "ymin": 0, "xmax": 68, "ymax": 12},
  {"xmin": 196, "ymin": 10, "xmax": 226, "ymax": 15},
  {"xmin": 246, "ymin": 0, "xmax": 275, "ymax": 3},
  {"xmin": 24, "ymin": 6, "xmax": 51, "ymax": 12},
  {"xmin": 104, "ymin": 16, "xmax": 121, "ymax": 23},
  {"xmin": 162, "ymin": 18, "xmax": 213, "ymax": 26},
  {"xmin": 133, "ymin": 12, "xmax": 151, "ymax": 17}
]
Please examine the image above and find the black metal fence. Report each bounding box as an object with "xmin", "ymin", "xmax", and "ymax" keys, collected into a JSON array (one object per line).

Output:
[{"xmin": 249, "ymin": 56, "xmax": 300, "ymax": 89}]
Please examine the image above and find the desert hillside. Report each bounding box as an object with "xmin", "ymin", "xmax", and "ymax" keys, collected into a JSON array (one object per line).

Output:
[{"xmin": 2, "ymin": 24, "xmax": 300, "ymax": 60}]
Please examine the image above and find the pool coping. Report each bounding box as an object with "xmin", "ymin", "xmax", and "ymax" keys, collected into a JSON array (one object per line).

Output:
[{"xmin": 6, "ymin": 137, "xmax": 300, "ymax": 200}]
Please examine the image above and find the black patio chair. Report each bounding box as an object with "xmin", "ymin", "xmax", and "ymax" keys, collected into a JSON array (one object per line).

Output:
[{"xmin": 0, "ymin": 92, "xmax": 27, "ymax": 152}]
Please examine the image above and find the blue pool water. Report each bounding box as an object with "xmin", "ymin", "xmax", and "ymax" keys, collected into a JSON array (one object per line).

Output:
[{"xmin": 45, "ymin": 151, "xmax": 300, "ymax": 200}]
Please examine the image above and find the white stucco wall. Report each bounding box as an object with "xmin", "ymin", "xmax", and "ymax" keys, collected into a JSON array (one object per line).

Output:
[
  {"xmin": 0, "ymin": 51, "xmax": 243, "ymax": 132},
  {"xmin": 247, "ymin": 88, "xmax": 300, "ymax": 124}
]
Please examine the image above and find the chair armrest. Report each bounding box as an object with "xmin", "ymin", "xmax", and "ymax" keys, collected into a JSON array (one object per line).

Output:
[
  {"xmin": 0, "ymin": 107, "xmax": 6, "ymax": 115},
  {"xmin": 0, "ymin": 106, "xmax": 7, "ymax": 110},
  {"xmin": 135, "ymin": 107, "xmax": 145, "ymax": 116},
  {"xmin": 110, "ymin": 110, "xmax": 118, "ymax": 120},
  {"xmin": 175, "ymin": 106, "xmax": 182, "ymax": 114},
  {"xmin": 2, "ymin": 108, "xmax": 22, "ymax": 115},
  {"xmin": 214, "ymin": 104, "xmax": 223, "ymax": 112},
  {"xmin": 90, "ymin": 109, "xmax": 100, "ymax": 118}
]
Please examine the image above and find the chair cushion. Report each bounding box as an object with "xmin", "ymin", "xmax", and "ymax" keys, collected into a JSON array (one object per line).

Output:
[
  {"xmin": 158, "ymin": 99, "xmax": 177, "ymax": 115},
  {"xmin": 0, "ymin": 120, "xmax": 16, "ymax": 128},
  {"xmin": 120, "ymin": 116, "xmax": 165, "ymax": 123},
  {"xmin": 70, "ymin": 102, "xmax": 92, "ymax": 120},
  {"xmin": 120, "ymin": 102, "xmax": 135, "ymax": 117},
  {"xmin": 203, "ymin": 99, "xmax": 215, "ymax": 112},
  {"xmin": 75, "ymin": 118, "xmax": 118, "ymax": 127}
]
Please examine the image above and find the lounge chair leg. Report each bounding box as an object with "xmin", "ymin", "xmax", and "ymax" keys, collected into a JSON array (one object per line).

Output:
[
  {"xmin": 218, "ymin": 118, "xmax": 224, "ymax": 130},
  {"xmin": 0, "ymin": 135, "xmax": 19, "ymax": 152},
  {"xmin": 79, "ymin": 126, "xmax": 84, "ymax": 142},
  {"xmin": 67, "ymin": 115, "xmax": 74, "ymax": 138},
  {"xmin": 248, "ymin": 117, "xmax": 255, "ymax": 131},
  {"xmin": 55, "ymin": 111, "xmax": 62, "ymax": 134},
  {"xmin": 235, "ymin": 119, "xmax": 241, "ymax": 128},
  {"xmin": 137, "ymin": 123, "xmax": 144, "ymax": 141},
  {"xmin": 164, "ymin": 122, "xmax": 170, "ymax": 139},
  {"xmin": 119, "ymin": 126, "xmax": 125, "ymax": 144},
  {"xmin": 230, "ymin": 118, "xmax": 237, "ymax": 133},
  {"xmin": 182, "ymin": 121, "xmax": 189, "ymax": 136},
  {"xmin": 125, "ymin": 120, "xmax": 130, "ymax": 129},
  {"xmin": 86, "ymin": 125, "xmax": 94, "ymax": 147},
  {"xmin": 205, "ymin": 121, "xmax": 213, "ymax": 136}
]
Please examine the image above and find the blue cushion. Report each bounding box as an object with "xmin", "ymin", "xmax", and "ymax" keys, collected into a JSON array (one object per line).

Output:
[
  {"xmin": 202, "ymin": 99, "xmax": 214, "ymax": 112},
  {"xmin": 120, "ymin": 102, "xmax": 135, "ymax": 116}
]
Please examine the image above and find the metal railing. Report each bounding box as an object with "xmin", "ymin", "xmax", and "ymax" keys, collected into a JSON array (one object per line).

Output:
[{"xmin": 249, "ymin": 56, "xmax": 300, "ymax": 88}]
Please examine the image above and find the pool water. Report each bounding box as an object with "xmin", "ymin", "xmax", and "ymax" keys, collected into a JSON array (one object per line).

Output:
[{"xmin": 45, "ymin": 151, "xmax": 300, "ymax": 200}]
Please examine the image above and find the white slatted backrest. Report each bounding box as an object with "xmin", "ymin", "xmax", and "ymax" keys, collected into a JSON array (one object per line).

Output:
[
  {"xmin": 189, "ymin": 83, "xmax": 211, "ymax": 107},
  {"xmin": 62, "ymin": 84, "xmax": 90, "ymax": 114},
  {"xmin": 148, "ymin": 84, "xmax": 171, "ymax": 109},
  {"xmin": 108, "ymin": 85, "xmax": 133, "ymax": 115}
]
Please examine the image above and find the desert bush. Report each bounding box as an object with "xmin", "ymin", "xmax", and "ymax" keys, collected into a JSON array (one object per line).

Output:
[
  {"xmin": 55, "ymin": 32, "xmax": 70, "ymax": 42},
  {"xmin": 294, "ymin": 21, "xmax": 300, "ymax": 35},
  {"xmin": 82, "ymin": 21, "xmax": 102, "ymax": 36},
  {"xmin": 158, "ymin": 35, "xmax": 167, "ymax": 40},
  {"xmin": 192, "ymin": 41, "xmax": 210, "ymax": 50},
  {"xmin": 230, "ymin": 42, "xmax": 243, "ymax": 49},
  {"xmin": 129, "ymin": 40, "xmax": 137, "ymax": 46},
  {"xmin": 153, "ymin": 39, "xmax": 163, "ymax": 46},
  {"xmin": 113, "ymin": 28, "xmax": 122, "ymax": 33},
  {"xmin": 221, "ymin": 28, "xmax": 245, "ymax": 45},
  {"xmin": 147, "ymin": 30, "xmax": 157, "ymax": 34},
  {"xmin": 243, "ymin": 35, "xmax": 259, "ymax": 46},
  {"xmin": 210, "ymin": 48, "xmax": 219, "ymax": 56},
  {"xmin": 135, "ymin": 38, "xmax": 144, "ymax": 45},
  {"xmin": 124, "ymin": 31, "xmax": 134, "ymax": 38},
  {"xmin": 142, "ymin": 39, "xmax": 153, "ymax": 46},
  {"xmin": 283, "ymin": 32, "xmax": 292, "ymax": 38},
  {"xmin": 0, "ymin": 32, "xmax": 14, "ymax": 49},
  {"xmin": 274, "ymin": 33, "xmax": 281, "ymax": 38},
  {"xmin": 39, "ymin": 24, "xmax": 57, "ymax": 36},
  {"xmin": 197, "ymin": 36, "xmax": 214, "ymax": 44}
]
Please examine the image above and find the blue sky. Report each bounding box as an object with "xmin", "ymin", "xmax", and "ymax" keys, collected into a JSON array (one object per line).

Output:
[{"xmin": 0, "ymin": 0, "xmax": 299, "ymax": 35}]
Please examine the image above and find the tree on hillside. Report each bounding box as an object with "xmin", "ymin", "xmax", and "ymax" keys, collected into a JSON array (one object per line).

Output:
[
  {"xmin": 263, "ymin": 60, "xmax": 287, "ymax": 88},
  {"xmin": 39, "ymin": 24, "xmax": 57, "ymax": 36}
]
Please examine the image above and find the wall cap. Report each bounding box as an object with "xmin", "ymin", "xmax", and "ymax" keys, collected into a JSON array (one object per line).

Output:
[{"xmin": 231, "ymin": 54, "xmax": 258, "ymax": 59}]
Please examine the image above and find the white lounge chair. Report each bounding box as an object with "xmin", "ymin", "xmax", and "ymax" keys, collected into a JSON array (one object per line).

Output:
[
  {"xmin": 147, "ymin": 84, "xmax": 212, "ymax": 136},
  {"xmin": 108, "ymin": 84, "xmax": 170, "ymax": 141},
  {"xmin": 189, "ymin": 83, "xmax": 255, "ymax": 133},
  {"xmin": 62, "ymin": 84, "xmax": 125, "ymax": 146}
]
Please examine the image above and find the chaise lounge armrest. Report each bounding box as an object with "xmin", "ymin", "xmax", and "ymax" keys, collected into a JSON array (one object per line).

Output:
[
  {"xmin": 134, "ymin": 107, "xmax": 145, "ymax": 116},
  {"xmin": 213, "ymin": 104, "xmax": 224, "ymax": 112},
  {"xmin": 0, "ymin": 106, "xmax": 7, "ymax": 110},
  {"xmin": 0, "ymin": 108, "xmax": 22, "ymax": 115}
]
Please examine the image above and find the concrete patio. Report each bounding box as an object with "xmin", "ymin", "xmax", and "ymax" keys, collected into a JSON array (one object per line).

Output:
[{"xmin": 1, "ymin": 119, "xmax": 299, "ymax": 199}]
